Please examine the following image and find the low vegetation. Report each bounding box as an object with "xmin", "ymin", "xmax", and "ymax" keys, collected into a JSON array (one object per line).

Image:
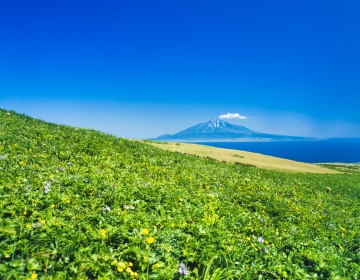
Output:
[
  {"xmin": 318, "ymin": 163, "xmax": 360, "ymax": 174},
  {"xmin": 1, "ymin": 109, "xmax": 359, "ymax": 279}
]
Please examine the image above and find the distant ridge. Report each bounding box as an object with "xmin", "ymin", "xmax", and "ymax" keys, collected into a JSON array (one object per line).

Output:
[{"xmin": 151, "ymin": 117, "xmax": 316, "ymax": 142}]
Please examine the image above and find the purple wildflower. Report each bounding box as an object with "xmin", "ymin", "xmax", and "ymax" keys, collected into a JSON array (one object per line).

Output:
[
  {"xmin": 25, "ymin": 186, "xmax": 30, "ymax": 191},
  {"xmin": 258, "ymin": 237, "xmax": 264, "ymax": 243},
  {"xmin": 102, "ymin": 206, "xmax": 111, "ymax": 211},
  {"xmin": 292, "ymin": 228, "xmax": 297, "ymax": 233},
  {"xmin": 178, "ymin": 262, "xmax": 189, "ymax": 275},
  {"xmin": 264, "ymin": 247, "xmax": 269, "ymax": 253},
  {"xmin": 67, "ymin": 162, "xmax": 72, "ymax": 165},
  {"xmin": 0, "ymin": 156, "xmax": 4, "ymax": 160},
  {"xmin": 44, "ymin": 182, "xmax": 51, "ymax": 194}
]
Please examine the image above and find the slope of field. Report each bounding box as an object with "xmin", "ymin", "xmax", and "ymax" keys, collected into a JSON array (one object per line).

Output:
[
  {"xmin": 1, "ymin": 109, "xmax": 359, "ymax": 279},
  {"xmin": 147, "ymin": 141, "xmax": 340, "ymax": 174}
]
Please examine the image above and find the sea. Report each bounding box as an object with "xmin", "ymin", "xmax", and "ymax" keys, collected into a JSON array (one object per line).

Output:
[{"xmin": 193, "ymin": 138, "xmax": 360, "ymax": 163}]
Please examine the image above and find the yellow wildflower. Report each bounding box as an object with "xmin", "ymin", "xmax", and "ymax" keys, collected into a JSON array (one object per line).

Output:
[
  {"xmin": 26, "ymin": 224, "xmax": 31, "ymax": 229},
  {"xmin": 31, "ymin": 273, "xmax": 38, "ymax": 279},
  {"xmin": 40, "ymin": 220, "xmax": 46, "ymax": 225},
  {"xmin": 142, "ymin": 228, "xmax": 149, "ymax": 235},
  {"xmin": 126, "ymin": 267, "xmax": 132, "ymax": 273},
  {"xmin": 146, "ymin": 236, "xmax": 155, "ymax": 244},
  {"xmin": 100, "ymin": 229, "xmax": 106, "ymax": 238},
  {"xmin": 118, "ymin": 262, "xmax": 126, "ymax": 269},
  {"xmin": 128, "ymin": 262, "xmax": 133, "ymax": 267},
  {"xmin": 153, "ymin": 263, "xmax": 161, "ymax": 269},
  {"xmin": 50, "ymin": 204, "xmax": 55, "ymax": 208},
  {"xmin": 117, "ymin": 267, "xmax": 124, "ymax": 272}
]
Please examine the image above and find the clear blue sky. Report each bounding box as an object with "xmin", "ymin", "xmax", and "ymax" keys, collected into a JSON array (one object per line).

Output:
[{"xmin": 1, "ymin": 0, "xmax": 360, "ymax": 138}]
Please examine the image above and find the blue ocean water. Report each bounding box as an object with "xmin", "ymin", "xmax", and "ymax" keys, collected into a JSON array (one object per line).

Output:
[{"xmin": 193, "ymin": 138, "xmax": 360, "ymax": 163}]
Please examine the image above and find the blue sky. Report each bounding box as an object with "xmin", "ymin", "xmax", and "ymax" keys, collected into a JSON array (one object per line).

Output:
[{"xmin": 1, "ymin": 0, "xmax": 359, "ymax": 138}]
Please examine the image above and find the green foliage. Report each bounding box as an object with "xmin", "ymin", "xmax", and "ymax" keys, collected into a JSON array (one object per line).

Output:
[
  {"xmin": 318, "ymin": 163, "xmax": 360, "ymax": 174},
  {"xmin": 1, "ymin": 109, "xmax": 360, "ymax": 279}
]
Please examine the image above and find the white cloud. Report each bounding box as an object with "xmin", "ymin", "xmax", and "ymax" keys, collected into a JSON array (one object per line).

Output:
[{"xmin": 218, "ymin": 113, "xmax": 248, "ymax": 119}]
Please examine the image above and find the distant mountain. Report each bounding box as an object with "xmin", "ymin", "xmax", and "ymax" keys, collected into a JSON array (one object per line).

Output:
[{"xmin": 150, "ymin": 118, "xmax": 316, "ymax": 142}]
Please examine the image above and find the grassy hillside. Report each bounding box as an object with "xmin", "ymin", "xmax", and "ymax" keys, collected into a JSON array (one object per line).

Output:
[
  {"xmin": 146, "ymin": 141, "xmax": 340, "ymax": 174},
  {"xmin": 0, "ymin": 109, "xmax": 359, "ymax": 279}
]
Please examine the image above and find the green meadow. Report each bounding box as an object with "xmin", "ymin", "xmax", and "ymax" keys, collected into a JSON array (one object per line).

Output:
[{"xmin": 1, "ymin": 109, "xmax": 359, "ymax": 279}]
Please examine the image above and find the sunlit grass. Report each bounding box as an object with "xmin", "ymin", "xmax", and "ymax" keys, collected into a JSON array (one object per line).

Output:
[{"xmin": 146, "ymin": 141, "xmax": 340, "ymax": 174}]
